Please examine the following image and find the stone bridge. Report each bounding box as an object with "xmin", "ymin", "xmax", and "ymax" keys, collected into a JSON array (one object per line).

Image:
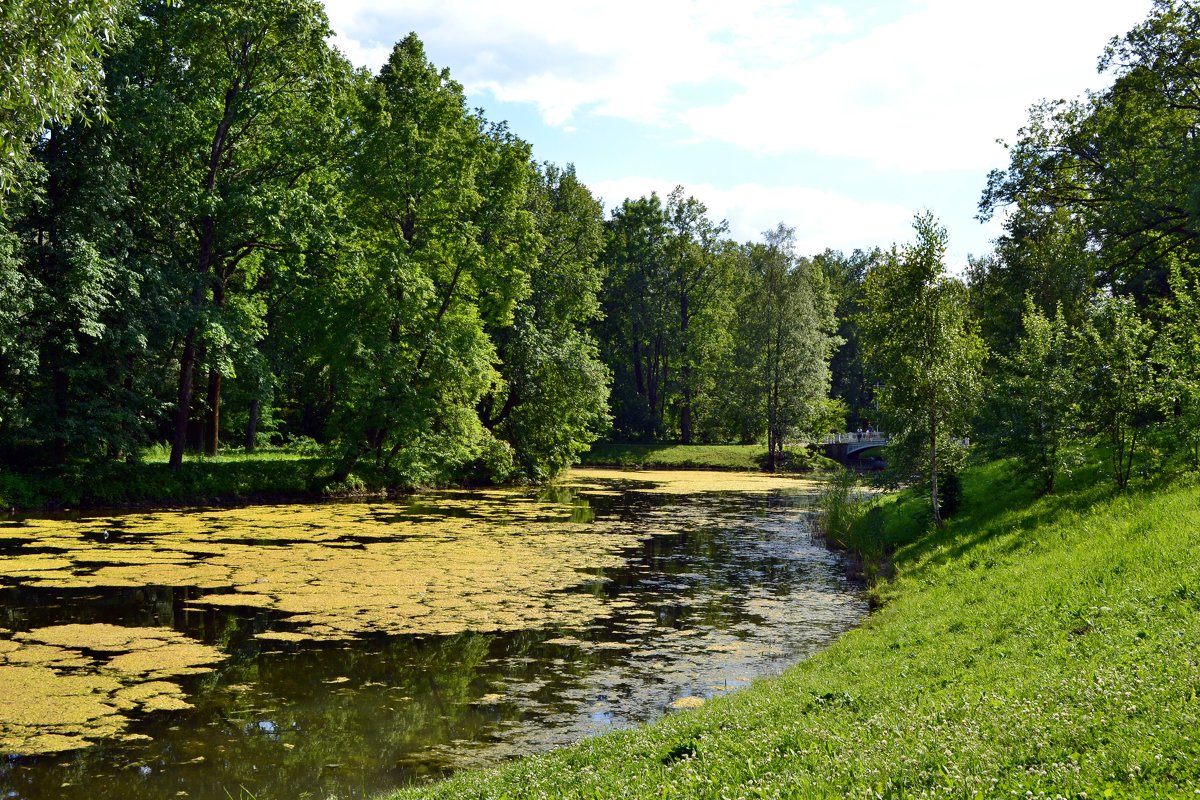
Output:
[{"xmin": 822, "ymin": 432, "xmax": 889, "ymax": 464}]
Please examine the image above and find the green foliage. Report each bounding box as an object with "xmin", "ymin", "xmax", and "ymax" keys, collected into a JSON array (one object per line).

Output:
[
  {"xmin": 663, "ymin": 187, "xmax": 732, "ymax": 444},
  {"xmin": 966, "ymin": 209, "xmax": 1095, "ymax": 358},
  {"xmin": 0, "ymin": 0, "xmax": 124, "ymax": 195},
  {"xmin": 981, "ymin": 0, "xmax": 1200, "ymax": 305},
  {"xmin": 858, "ymin": 213, "xmax": 987, "ymax": 524},
  {"xmin": 579, "ymin": 442, "xmax": 832, "ymax": 473},
  {"xmin": 1073, "ymin": 295, "xmax": 1158, "ymax": 489},
  {"xmin": 0, "ymin": 451, "xmax": 328, "ymax": 510},
  {"xmin": 816, "ymin": 468, "xmax": 866, "ymax": 549},
  {"xmin": 817, "ymin": 247, "xmax": 883, "ymax": 428},
  {"xmin": 724, "ymin": 226, "xmax": 839, "ymax": 469},
  {"xmin": 1158, "ymin": 261, "xmax": 1200, "ymax": 468},
  {"xmin": 0, "ymin": 221, "xmax": 37, "ymax": 431},
  {"xmin": 988, "ymin": 299, "xmax": 1076, "ymax": 494},
  {"xmin": 596, "ymin": 189, "xmax": 745, "ymax": 444},
  {"xmin": 481, "ymin": 163, "xmax": 611, "ymax": 481},
  {"xmin": 326, "ymin": 35, "xmax": 525, "ymax": 484},
  {"xmin": 581, "ymin": 443, "xmax": 766, "ymax": 471},
  {"xmin": 597, "ymin": 193, "xmax": 674, "ymax": 440},
  {"xmin": 805, "ymin": 396, "xmax": 848, "ymax": 438}
]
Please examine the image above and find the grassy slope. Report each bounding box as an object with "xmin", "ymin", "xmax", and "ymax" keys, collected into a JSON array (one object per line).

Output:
[{"xmin": 388, "ymin": 459, "xmax": 1200, "ymax": 799}]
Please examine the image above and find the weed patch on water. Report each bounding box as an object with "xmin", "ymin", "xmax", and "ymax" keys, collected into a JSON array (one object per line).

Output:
[{"xmin": 0, "ymin": 624, "xmax": 226, "ymax": 754}]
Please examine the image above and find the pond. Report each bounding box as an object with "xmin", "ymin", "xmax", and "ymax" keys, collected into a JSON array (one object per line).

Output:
[{"xmin": 0, "ymin": 469, "xmax": 866, "ymax": 799}]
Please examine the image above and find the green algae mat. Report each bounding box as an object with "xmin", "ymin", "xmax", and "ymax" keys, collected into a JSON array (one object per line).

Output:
[{"xmin": 0, "ymin": 469, "xmax": 861, "ymax": 799}]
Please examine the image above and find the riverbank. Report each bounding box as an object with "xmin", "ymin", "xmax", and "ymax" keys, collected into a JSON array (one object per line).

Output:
[
  {"xmin": 0, "ymin": 443, "xmax": 833, "ymax": 512},
  {"xmin": 579, "ymin": 442, "xmax": 835, "ymax": 472},
  {"xmin": 385, "ymin": 457, "xmax": 1200, "ymax": 798},
  {"xmin": 0, "ymin": 450, "xmax": 332, "ymax": 511}
]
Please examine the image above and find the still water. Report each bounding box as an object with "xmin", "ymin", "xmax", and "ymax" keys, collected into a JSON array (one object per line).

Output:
[{"xmin": 0, "ymin": 469, "xmax": 865, "ymax": 799}]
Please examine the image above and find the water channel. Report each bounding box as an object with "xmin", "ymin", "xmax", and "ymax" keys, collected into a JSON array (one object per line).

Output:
[{"xmin": 0, "ymin": 469, "xmax": 866, "ymax": 799}]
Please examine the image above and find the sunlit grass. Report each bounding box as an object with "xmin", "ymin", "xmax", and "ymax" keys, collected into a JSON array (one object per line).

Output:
[
  {"xmin": 139, "ymin": 442, "xmax": 320, "ymax": 464},
  {"xmin": 580, "ymin": 443, "xmax": 833, "ymax": 472}
]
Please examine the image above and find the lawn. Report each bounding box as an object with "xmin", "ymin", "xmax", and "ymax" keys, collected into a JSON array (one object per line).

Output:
[{"xmin": 579, "ymin": 442, "xmax": 832, "ymax": 472}]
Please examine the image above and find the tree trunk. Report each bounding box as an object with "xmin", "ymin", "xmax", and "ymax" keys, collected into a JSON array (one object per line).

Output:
[
  {"xmin": 245, "ymin": 397, "xmax": 260, "ymax": 452},
  {"xmin": 930, "ymin": 411, "xmax": 941, "ymax": 527},
  {"xmin": 170, "ymin": 81, "xmax": 238, "ymax": 469},
  {"xmin": 680, "ymin": 389, "xmax": 692, "ymax": 444},
  {"xmin": 202, "ymin": 279, "xmax": 227, "ymax": 456},
  {"xmin": 169, "ymin": 327, "xmax": 199, "ymax": 469},
  {"xmin": 52, "ymin": 369, "xmax": 69, "ymax": 465},
  {"xmin": 679, "ymin": 291, "xmax": 692, "ymax": 444},
  {"xmin": 204, "ymin": 369, "xmax": 221, "ymax": 456}
]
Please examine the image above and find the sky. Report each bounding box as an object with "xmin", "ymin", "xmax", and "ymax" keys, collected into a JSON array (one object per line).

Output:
[{"xmin": 323, "ymin": 1, "xmax": 1153, "ymax": 270}]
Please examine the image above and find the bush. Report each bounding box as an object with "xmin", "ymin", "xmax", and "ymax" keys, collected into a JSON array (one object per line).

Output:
[{"xmin": 938, "ymin": 468, "xmax": 963, "ymax": 519}]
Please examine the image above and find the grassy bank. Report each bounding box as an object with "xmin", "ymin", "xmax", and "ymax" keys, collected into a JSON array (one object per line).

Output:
[
  {"xmin": 579, "ymin": 442, "xmax": 833, "ymax": 472},
  {"xmin": 0, "ymin": 449, "xmax": 333, "ymax": 510},
  {"xmin": 386, "ymin": 458, "xmax": 1200, "ymax": 798},
  {"xmin": 0, "ymin": 443, "xmax": 833, "ymax": 511}
]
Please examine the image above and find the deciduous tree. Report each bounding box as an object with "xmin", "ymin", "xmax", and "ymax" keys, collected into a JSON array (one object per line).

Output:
[
  {"xmin": 859, "ymin": 213, "xmax": 986, "ymax": 525},
  {"xmin": 1074, "ymin": 295, "xmax": 1157, "ymax": 489},
  {"xmin": 991, "ymin": 299, "xmax": 1075, "ymax": 494}
]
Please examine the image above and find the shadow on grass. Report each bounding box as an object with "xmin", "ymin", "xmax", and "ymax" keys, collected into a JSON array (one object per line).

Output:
[
  {"xmin": 1, "ymin": 456, "xmax": 332, "ymax": 511},
  {"xmin": 861, "ymin": 449, "xmax": 1174, "ymax": 582}
]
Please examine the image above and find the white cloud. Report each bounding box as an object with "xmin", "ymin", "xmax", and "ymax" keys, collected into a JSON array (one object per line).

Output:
[
  {"xmin": 588, "ymin": 176, "xmax": 915, "ymax": 257},
  {"xmin": 325, "ymin": 1, "xmax": 1153, "ymax": 172},
  {"xmin": 322, "ymin": 1, "xmax": 881, "ymax": 124},
  {"xmin": 686, "ymin": 0, "xmax": 1154, "ymax": 172}
]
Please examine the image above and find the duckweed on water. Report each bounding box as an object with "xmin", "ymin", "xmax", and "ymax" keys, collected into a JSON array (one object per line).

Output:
[
  {"xmin": 564, "ymin": 469, "xmax": 819, "ymax": 496},
  {"xmin": 0, "ymin": 624, "xmax": 226, "ymax": 754},
  {"xmin": 3, "ymin": 500, "xmax": 648, "ymax": 642},
  {"xmin": 2, "ymin": 471, "xmax": 815, "ymax": 646},
  {"xmin": 0, "ymin": 470, "xmax": 855, "ymax": 771}
]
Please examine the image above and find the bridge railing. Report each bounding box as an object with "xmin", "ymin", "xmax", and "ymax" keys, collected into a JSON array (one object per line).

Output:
[{"xmin": 822, "ymin": 432, "xmax": 888, "ymax": 445}]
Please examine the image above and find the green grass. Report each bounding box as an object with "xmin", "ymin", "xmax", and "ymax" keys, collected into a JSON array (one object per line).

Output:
[
  {"xmin": 139, "ymin": 442, "xmax": 320, "ymax": 464},
  {"xmin": 384, "ymin": 457, "xmax": 1200, "ymax": 799},
  {"xmin": 579, "ymin": 443, "xmax": 833, "ymax": 472}
]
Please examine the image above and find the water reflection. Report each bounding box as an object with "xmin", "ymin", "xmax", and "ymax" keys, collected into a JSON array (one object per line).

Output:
[{"xmin": 0, "ymin": 473, "xmax": 865, "ymax": 799}]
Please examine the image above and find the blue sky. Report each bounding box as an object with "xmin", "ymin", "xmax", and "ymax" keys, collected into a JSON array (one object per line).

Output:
[{"xmin": 324, "ymin": 1, "xmax": 1152, "ymax": 270}]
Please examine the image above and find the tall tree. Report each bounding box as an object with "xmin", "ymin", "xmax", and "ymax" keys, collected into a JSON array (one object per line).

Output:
[
  {"xmin": 733, "ymin": 225, "xmax": 838, "ymax": 470},
  {"xmin": 859, "ymin": 213, "xmax": 986, "ymax": 525},
  {"xmin": 598, "ymin": 195, "xmax": 671, "ymax": 440},
  {"xmin": 818, "ymin": 247, "xmax": 883, "ymax": 428},
  {"xmin": 980, "ymin": 0, "xmax": 1200, "ymax": 306},
  {"xmin": 1074, "ymin": 295, "xmax": 1157, "ymax": 489},
  {"xmin": 663, "ymin": 187, "xmax": 729, "ymax": 443},
  {"xmin": 479, "ymin": 163, "xmax": 610, "ymax": 480},
  {"xmin": 327, "ymin": 34, "xmax": 532, "ymax": 483},
  {"xmin": 108, "ymin": 0, "xmax": 345, "ymax": 467},
  {"xmin": 14, "ymin": 120, "xmax": 155, "ymax": 464},
  {"xmin": 967, "ymin": 207, "xmax": 1095, "ymax": 358},
  {"xmin": 989, "ymin": 299, "xmax": 1075, "ymax": 494}
]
